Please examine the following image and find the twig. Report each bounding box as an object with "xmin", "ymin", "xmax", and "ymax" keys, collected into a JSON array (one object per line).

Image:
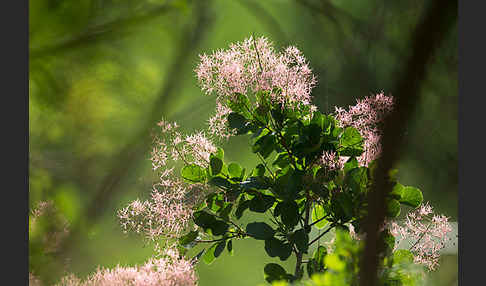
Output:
[{"xmin": 308, "ymin": 224, "xmax": 334, "ymax": 246}]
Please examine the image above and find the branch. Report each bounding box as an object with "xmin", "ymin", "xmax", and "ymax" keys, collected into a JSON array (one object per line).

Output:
[
  {"xmin": 308, "ymin": 223, "xmax": 335, "ymax": 246},
  {"xmin": 196, "ymin": 235, "xmax": 239, "ymax": 243},
  {"xmin": 358, "ymin": 1, "xmax": 457, "ymax": 286},
  {"xmin": 308, "ymin": 213, "xmax": 330, "ymax": 228},
  {"xmin": 30, "ymin": 4, "xmax": 176, "ymax": 59}
]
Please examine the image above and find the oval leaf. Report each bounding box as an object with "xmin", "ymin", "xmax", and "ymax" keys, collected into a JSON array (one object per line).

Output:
[
  {"xmin": 311, "ymin": 204, "xmax": 329, "ymax": 229},
  {"xmin": 181, "ymin": 164, "xmax": 206, "ymax": 183},
  {"xmin": 246, "ymin": 222, "xmax": 275, "ymax": 240}
]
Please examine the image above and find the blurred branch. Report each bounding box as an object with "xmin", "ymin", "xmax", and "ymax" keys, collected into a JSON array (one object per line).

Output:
[
  {"xmin": 236, "ymin": 0, "xmax": 288, "ymax": 45},
  {"xmin": 295, "ymin": 0, "xmax": 401, "ymax": 56},
  {"xmin": 358, "ymin": 1, "xmax": 457, "ymax": 286},
  {"xmin": 30, "ymin": 4, "xmax": 175, "ymax": 59},
  {"xmin": 58, "ymin": 0, "xmax": 214, "ymax": 259}
]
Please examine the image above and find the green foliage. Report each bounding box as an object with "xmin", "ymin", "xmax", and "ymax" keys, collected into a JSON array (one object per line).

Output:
[
  {"xmin": 339, "ymin": 127, "xmax": 364, "ymax": 157},
  {"xmin": 210, "ymin": 155, "xmax": 224, "ymax": 176},
  {"xmin": 179, "ymin": 230, "xmax": 199, "ymax": 246},
  {"xmin": 174, "ymin": 94, "xmax": 431, "ymax": 285},
  {"xmin": 264, "ymin": 263, "xmax": 292, "ymax": 284},
  {"xmin": 289, "ymin": 229, "xmax": 309, "ymax": 254},
  {"xmin": 276, "ymin": 201, "xmax": 300, "ymax": 229},
  {"xmin": 181, "ymin": 164, "xmax": 206, "ymax": 183},
  {"xmin": 265, "ymin": 237, "xmax": 293, "ymax": 261},
  {"xmin": 311, "ymin": 204, "xmax": 329, "ymax": 229},
  {"xmin": 246, "ymin": 222, "xmax": 276, "ymax": 240},
  {"xmin": 306, "ymin": 246, "xmax": 327, "ymax": 277},
  {"xmin": 391, "ymin": 183, "xmax": 424, "ymax": 208},
  {"xmin": 193, "ymin": 210, "xmax": 229, "ymax": 236}
]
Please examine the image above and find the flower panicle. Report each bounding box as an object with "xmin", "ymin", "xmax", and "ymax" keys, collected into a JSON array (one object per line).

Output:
[
  {"xmin": 334, "ymin": 92, "xmax": 394, "ymax": 166},
  {"xmin": 55, "ymin": 246, "xmax": 197, "ymax": 286},
  {"xmin": 151, "ymin": 119, "xmax": 216, "ymax": 170},
  {"xmin": 195, "ymin": 36, "xmax": 317, "ymax": 139},
  {"xmin": 390, "ymin": 202, "xmax": 453, "ymax": 271}
]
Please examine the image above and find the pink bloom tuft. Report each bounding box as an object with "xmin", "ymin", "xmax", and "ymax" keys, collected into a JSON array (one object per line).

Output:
[
  {"xmin": 195, "ymin": 36, "xmax": 317, "ymax": 117},
  {"xmin": 334, "ymin": 92, "xmax": 394, "ymax": 166},
  {"xmin": 56, "ymin": 246, "xmax": 197, "ymax": 286},
  {"xmin": 30, "ymin": 200, "xmax": 70, "ymax": 254},
  {"xmin": 390, "ymin": 202, "xmax": 453, "ymax": 271},
  {"xmin": 151, "ymin": 119, "xmax": 216, "ymax": 169}
]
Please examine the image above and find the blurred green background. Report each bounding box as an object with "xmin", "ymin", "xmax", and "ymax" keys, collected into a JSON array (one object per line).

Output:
[{"xmin": 29, "ymin": 0, "xmax": 457, "ymax": 285}]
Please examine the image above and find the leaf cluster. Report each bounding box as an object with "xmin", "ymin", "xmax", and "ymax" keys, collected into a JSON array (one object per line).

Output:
[{"xmin": 175, "ymin": 91, "xmax": 424, "ymax": 284}]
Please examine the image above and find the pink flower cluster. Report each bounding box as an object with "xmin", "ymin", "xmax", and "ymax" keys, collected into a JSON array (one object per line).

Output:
[
  {"xmin": 119, "ymin": 119, "xmax": 214, "ymax": 240},
  {"xmin": 151, "ymin": 119, "xmax": 216, "ymax": 170},
  {"xmin": 318, "ymin": 151, "xmax": 347, "ymax": 173},
  {"xmin": 30, "ymin": 200, "xmax": 70, "ymax": 254},
  {"xmin": 195, "ymin": 36, "xmax": 317, "ymax": 111},
  {"xmin": 334, "ymin": 92, "xmax": 394, "ymax": 166},
  {"xmin": 390, "ymin": 202, "xmax": 453, "ymax": 271},
  {"xmin": 207, "ymin": 102, "xmax": 235, "ymax": 140},
  {"xmin": 118, "ymin": 172, "xmax": 206, "ymax": 240},
  {"xmin": 55, "ymin": 246, "xmax": 197, "ymax": 286}
]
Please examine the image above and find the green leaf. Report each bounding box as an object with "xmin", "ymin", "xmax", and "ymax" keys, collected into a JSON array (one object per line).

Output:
[
  {"xmin": 209, "ymin": 155, "xmax": 223, "ymax": 176},
  {"xmin": 193, "ymin": 211, "xmax": 215, "ymax": 228},
  {"xmin": 345, "ymin": 167, "xmax": 368, "ymax": 194},
  {"xmin": 311, "ymin": 204, "xmax": 329, "ymax": 229},
  {"xmin": 290, "ymin": 229, "xmax": 309, "ymax": 253},
  {"xmin": 307, "ymin": 246, "xmax": 327, "ymax": 277},
  {"xmin": 203, "ymin": 243, "xmax": 218, "ymax": 265},
  {"xmin": 228, "ymin": 162, "xmax": 243, "ymax": 179},
  {"xmin": 279, "ymin": 169, "xmax": 303, "ymax": 200},
  {"xmin": 252, "ymin": 164, "xmax": 266, "ymax": 177},
  {"xmin": 179, "ymin": 230, "xmax": 198, "ymax": 246},
  {"xmin": 246, "ymin": 222, "xmax": 275, "ymax": 240},
  {"xmin": 191, "ymin": 248, "xmax": 205, "ymax": 263},
  {"xmin": 218, "ymin": 203, "xmax": 233, "ymax": 221},
  {"xmin": 276, "ymin": 201, "xmax": 300, "ymax": 229},
  {"xmin": 206, "ymin": 193, "xmax": 225, "ymax": 212},
  {"xmin": 331, "ymin": 192, "xmax": 354, "ymax": 222},
  {"xmin": 252, "ymin": 133, "xmax": 275, "ymax": 158},
  {"xmin": 193, "ymin": 211, "xmax": 229, "ymax": 236},
  {"xmin": 181, "ymin": 164, "xmax": 206, "ymax": 183},
  {"xmin": 393, "ymin": 249, "xmax": 414, "ymax": 265},
  {"xmin": 228, "ymin": 93, "xmax": 250, "ymax": 116},
  {"xmin": 209, "ymin": 177, "xmax": 232, "ymax": 189},
  {"xmin": 386, "ymin": 199, "xmax": 401, "ymax": 218},
  {"xmin": 340, "ymin": 127, "xmax": 364, "ymax": 156},
  {"xmin": 390, "ymin": 182, "xmax": 404, "ymax": 199},
  {"xmin": 324, "ymin": 253, "xmax": 345, "ymax": 271},
  {"xmin": 381, "ymin": 229, "xmax": 396, "ymax": 256},
  {"xmin": 264, "ymin": 263, "xmax": 288, "ymax": 283},
  {"xmin": 228, "ymin": 112, "xmax": 249, "ymax": 134},
  {"xmin": 343, "ymin": 157, "xmax": 359, "ymax": 173},
  {"xmin": 214, "ymin": 147, "xmax": 224, "ymax": 160},
  {"xmin": 306, "ymin": 259, "xmax": 318, "ymax": 277},
  {"xmin": 227, "ymin": 239, "xmax": 234, "ymax": 256},
  {"xmin": 210, "ymin": 220, "xmax": 230, "ymax": 236},
  {"xmin": 393, "ymin": 183, "xmax": 423, "ymax": 208},
  {"xmin": 214, "ymin": 240, "xmax": 226, "ymax": 258},
  {"xmin": 273, "ymin": 152, "xmax": 290, "ymax": 169},
  {"xmin": 235, "ymin": 197, "xmax": 250, "ymax": 219},
  {"xmin": 240, "ymin": 176, "xmax": 270, "ymax": 190},
  {"xmin": 313, "ymin": 245, "xmax": 327, "ymax": 267},
  {"xmin": 249, "ymin": 194, "xmax": 275, "ymax": 213},
  {"xmin": 265, "ymin": 237, "xmax": 293, "ymax": 261}
]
